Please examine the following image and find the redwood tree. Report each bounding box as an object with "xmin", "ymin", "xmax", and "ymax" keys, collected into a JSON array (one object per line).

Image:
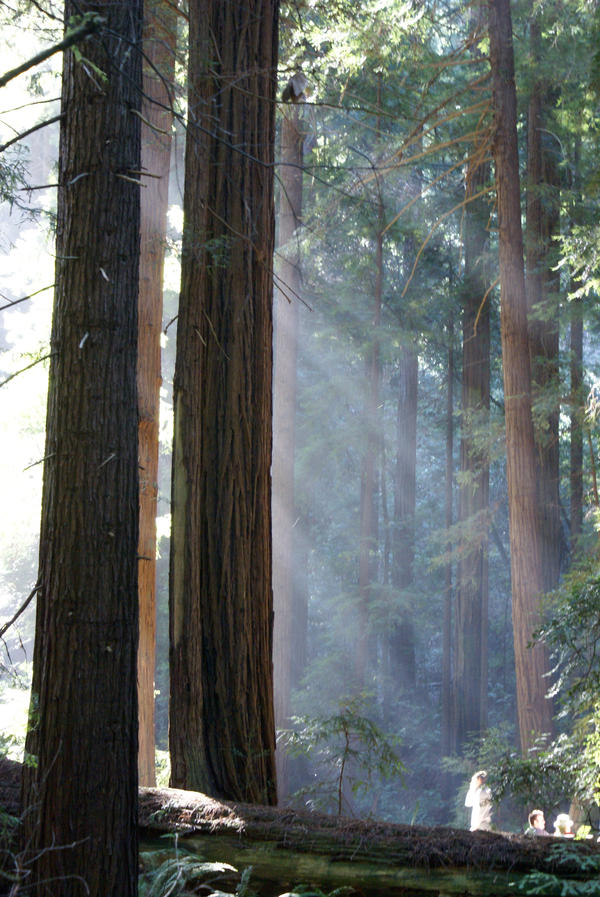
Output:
[
  {"xmin": 488, "ymin": 0, "xmax": 554, "ymax": 750},
  {"xmin": 20, "ymin": 1, "xmax": 142, "ymax": 892},
  {"xmin": 525, "ymin": 12, "xmax": 562, "ymax": 596},
  {"xmin": 454, "ymin": 155, "xmax": 490, "ymax": 752},
  {"xmin": 169, "ymin": 0, "xmax": 279, "ymax": 804}
]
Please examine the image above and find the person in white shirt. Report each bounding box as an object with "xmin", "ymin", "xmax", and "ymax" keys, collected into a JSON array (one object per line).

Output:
[{"xmin": 465, "ymin": 770, "xmax": 493, "ymax": 831}]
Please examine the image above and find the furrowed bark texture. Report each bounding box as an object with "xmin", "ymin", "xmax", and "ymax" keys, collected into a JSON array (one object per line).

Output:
[
  {"xmin": 525, "ymin": 15, "xmax": 562, "ymax": 597},
  {"xmin": 137, "ymin": 0, "xmax": 177, "ymax": 788},
  {"xmin": 21, "ymin": 2, "xmax": 142, "ymax": 894},
  {"xmin": 488, "ymin": 0, "xmax": 553, "ymax": 750},
  {"xmin": 169, "ymin": 0, "xmax": 279, "ymax": 804},
  {"xmin": 273, "ymin": 99, "xmax": 303, "ymax": 799}
]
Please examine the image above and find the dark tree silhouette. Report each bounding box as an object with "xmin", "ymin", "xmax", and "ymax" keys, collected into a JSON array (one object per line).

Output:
[{"xmin": 169, "ymin": 0, "xmax": 279, "ymax": 804}]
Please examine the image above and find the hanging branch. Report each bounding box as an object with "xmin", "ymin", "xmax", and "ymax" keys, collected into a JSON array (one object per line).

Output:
[
  {"xmin": 0, "ymin": 13, "xmax": 104, "ymax": 89},
  {"xmin": 401, "ymin": 185, "xmax": 493, "ymax": 298},
  {"xmin": 0, "ymin": 114, "xmax": 63, "ymax": 154},
  {"xmin": 0, "ymin": 284, "xmax": 54, "ymax": 312},
  {"xmin": 0, "ymin": 353, "xmax": 52, "ymax": 388},
  {"xmin": 0, "ymin": 582, "xmax": 41, "ymax": 641},
  {"xmin": 382, "ymin": 143, "xmax": 492, "ymax": 236}
]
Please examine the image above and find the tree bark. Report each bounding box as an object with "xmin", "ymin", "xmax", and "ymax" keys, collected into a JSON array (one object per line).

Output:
[
  {"xmin": 137, "ymin": 0, "xmax": 177, "ymax": 789},
  {"xmin": 454, "ymin": 156, "xmax": 490, "ymax": 752},
  {"xmin": 525, "ymin": 15, "xmax": 562, "ymax": 595},
  {"xmin": 569, "ymin": 138, "xmax": 584, "ymax": 551},
  {"xmin": 273, "ymin": 90, "xmax": 304, "ymax": 800},
  {"xmin": 488, "ymin": 0, "xmax": 554, "ymax": 750},
  {"xmin": 169, "ymin": 0, "xmax": 279, "ymax": 804},
  {"xmin": 20, "ymin": 2, "xmax": 142, "ymax": 893},
  {"xmin": 570, "ymin": 295, "xmax": 584, "ymax": 548}
]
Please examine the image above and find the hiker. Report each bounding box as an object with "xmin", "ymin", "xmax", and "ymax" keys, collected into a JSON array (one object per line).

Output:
[
  {"xmin": 526, "ymin": 809, "xmax": 550, "ymax": 836},
  {"xmin": 553, "ymin": 813, "xmax": 575, "ymax": 837},
  {"xmin": 465, "ymin": 770, "xmax": 493, "ymax": 831}
]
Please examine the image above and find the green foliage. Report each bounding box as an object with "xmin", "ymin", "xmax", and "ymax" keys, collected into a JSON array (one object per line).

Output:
[
  {"xmin": 443, "ymin": 725, "xmax": 588, "ymax": 831},
  {"xmin": 536, "ymin": 561, "xmax": 600, "ymax": 719},
  {"xmin": 516, "ymin": 842, "xmax": 600, "ymax": 896},
  {"xmin": 138, "ymin": 843, "xmax": 241, "ymax": 897},
  {"xmin": 279, "ymin": 696, "xmax": 404, "ymax": 816},
  {"xmin": 139, "ymin": 845, "xmax": 354, "ymax": 897}
]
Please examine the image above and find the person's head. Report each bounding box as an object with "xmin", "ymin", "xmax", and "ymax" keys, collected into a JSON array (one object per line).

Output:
[
  {"xmin": 475, "ymin": 770, "xmax": 487, "ymax": 786},
  {"xmin": 529, "ymin": 809, "xmax": 545, "ymax": 830},
  {"xmin": 554, "ymin": 813, "xmax": 574, "ymax": 835}
]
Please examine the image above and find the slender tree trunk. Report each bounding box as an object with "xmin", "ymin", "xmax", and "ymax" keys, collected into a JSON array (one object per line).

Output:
[
  {"xmin": 20, "ymin": 3, "xmax": 142, "ymax": 893},
  {"xmin": 488, "ymin": 0, "xmax": 554, "ymax": 750},
  {"xmin": 137, "ymin": 0, "xmax": 177, "ymax": 789},
  {"xmin": 390, "ymin": 345, "xmax": 418, "ymax": 689},
  {"xmin": 454, "ymin": 156, "xmax": 490, "ymax": 751},
  {"xmin": 442, "ymin": 312, "xmax": 454, "ymax": 758},
  {"xmin": 569, "ymin": 138, "xmax": 584, "ymax": 551},
  {"xmin": 356, "ymin": 80, "xmax": 384, "ymax": 684},
  {"xmin": 169, "ymin": 0, "xmax": 279, "ymax": 804},
  {"xmin": 389, "ymin": 154, "xmax": 421, "ymax": 694},
  {"xmin": 273, "ymin": 87, "xmax": 304, "ymax": 800},
  {"xmin": 570, "ymin": 296, "xmax": 584, "ymax": 548},
  {"xmin": 525, "ymin": 16, "xmax": 562, "ymax": 595}
]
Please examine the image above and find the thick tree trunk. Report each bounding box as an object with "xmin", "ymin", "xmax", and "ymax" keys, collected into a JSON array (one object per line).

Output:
[
  {"xmin": 454, "ymin": 157, "xmax": 490, "ymax": 752},
  {"xmin": 488, "ymin": 0, "xmax": 554, "ymax": 750},
  {"xmin": 273, "ymin": 92, "xmax": 304, "ymax": 799},
  {"xmin": 137, "ymin": 0, "xmax": 177, "ymax": 789},
  {"xmin": 525, "ymin": 16, "xmax": 562, "ymax": 595},
  {"xmin": 169, "ymin": 0, "xmax": 279, "ymax": 804},
  {"xmin": 20, "ymin": 3, "xmax": 142, "ymax": 893}
]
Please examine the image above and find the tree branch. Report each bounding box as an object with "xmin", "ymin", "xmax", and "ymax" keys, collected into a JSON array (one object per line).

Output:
[
  {"xmin": 0, "ymin": 353, "xmax": 52, "ymax": 388},
  {"xmin": 0, "ymin": 115, "xmax": 63, "ymax": 154},
  {"xmin": 0, "ymin": 13, "xmax": 104, "ymax": 90},
  {"xmin": 0, "ymin": 582, "xmax": 41, "ymax": 641}
]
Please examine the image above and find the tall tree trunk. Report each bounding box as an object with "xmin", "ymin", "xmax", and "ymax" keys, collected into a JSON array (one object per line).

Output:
[
  {"xmin": 169, "ymin": 0, "xmax": 279, "ymax": 804},
  {"xmin": 390, "ymin": 345, "xmax": 418, "ymax": 689},
  {"xmin": 569, "ymin": 138, "xmax": 584, "ymax": 552},
  {"xmin": 525, "ymin": 16, "xmax": 562, "ymax": 595},
  {"xmin": 570, "ymin": 295, "xmax": 584, "ymax": 549},
  {"xmin": 442, "ymin": 312, "xmax": 454, "ymax": 758},
  {"xmin": 488, "ymin": 0, "xmax": 554, "ymax": 750},
  {"xmin": 273, "ymin": 84, "xmax": 304, "ymax": 800},
  {"xmin": 356, "ymin": 79, "xmax": 384, "ymax": 684},
  {"xmin": 454, "ymin": 156, "xmax": 490, "ymax": 752},
  {"xmin": 389, "ymin": 154, "xmax": 421, "ymax": 694},
  {"xmin": 21, "ymin": 3, "xmax": 142, "ymax": 893},
  {"xmin": 137, "ymin": 0, "xmax": 177, "ymax": 789}
]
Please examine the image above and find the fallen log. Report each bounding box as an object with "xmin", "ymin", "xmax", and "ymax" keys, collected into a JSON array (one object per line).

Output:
[
  {"xmin": 2, "ymin": 760, "xmax": 599, "ymax": 896},
  {"xmin": 139, "ymin": 786, "xmax": 600, "ymax": 896}
]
